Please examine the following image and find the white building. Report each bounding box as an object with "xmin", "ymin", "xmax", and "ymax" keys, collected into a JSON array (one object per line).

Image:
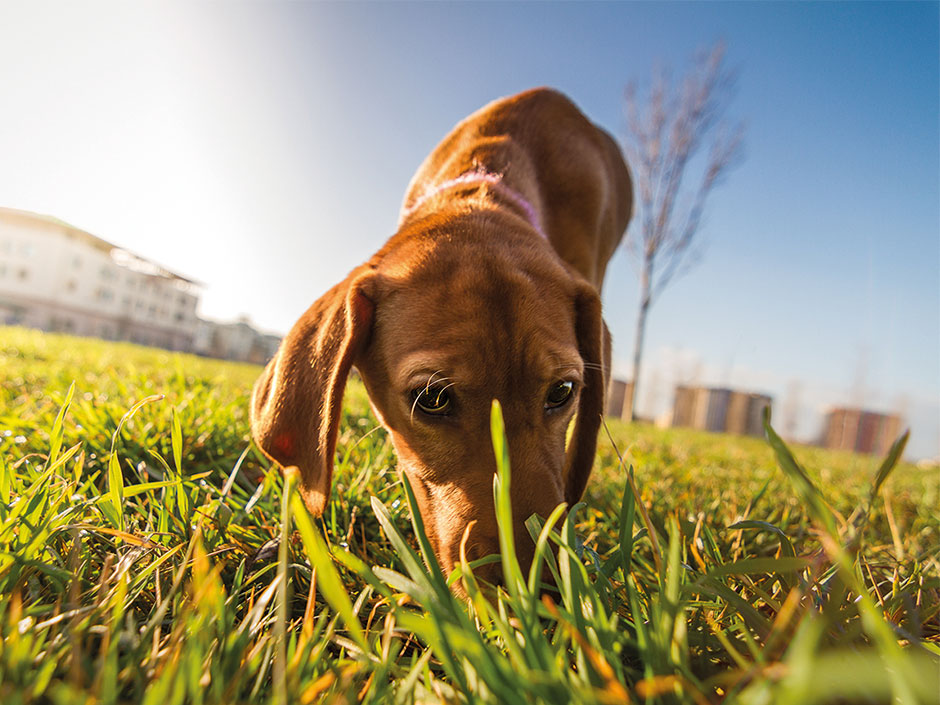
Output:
[{"xmin": 0, "ymin": 207, "xmax": 200, "ymax": 350}]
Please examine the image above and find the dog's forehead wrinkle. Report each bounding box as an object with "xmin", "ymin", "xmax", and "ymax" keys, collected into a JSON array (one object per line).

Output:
[
  {"xmin": 391, "ymin": 310, "xmax": 581, "ymax": 397},
  {"xmin": 399, "ymin": 355, "xmax": 460, "ymax": 385}
]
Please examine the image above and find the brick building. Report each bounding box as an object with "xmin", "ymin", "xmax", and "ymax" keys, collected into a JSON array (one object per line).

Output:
[
  {"xmin": 821, "ymin": 408, "xmax": 902, "ymax": 455},
  {"xmin": 671, "ymin": 386, "xmax": 772, "ymax": 437},
  {"xmin": 606, "ymin": 379, "xmax": 635, "ymax": 418}
]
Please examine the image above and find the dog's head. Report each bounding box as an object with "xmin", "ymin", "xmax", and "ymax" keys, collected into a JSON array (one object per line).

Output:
[{"xmin": 250, "ymin": 214, "xmax": 607, "ymax": 584}]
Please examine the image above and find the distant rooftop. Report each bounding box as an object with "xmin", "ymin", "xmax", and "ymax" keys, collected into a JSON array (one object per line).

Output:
[{"xmin": 0, "ymin": 206, "xmax": 202, "ymax": 286}]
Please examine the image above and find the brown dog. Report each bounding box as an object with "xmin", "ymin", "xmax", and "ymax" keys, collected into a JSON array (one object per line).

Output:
[{"xmin": 251, "ymin": 88, "xmax": 632, "ymax": 583}]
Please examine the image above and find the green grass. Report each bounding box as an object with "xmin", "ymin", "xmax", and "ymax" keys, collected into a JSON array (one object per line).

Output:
[{"xmin": 1, "ymin": 326, "xmax": 937, "ymax": 704}]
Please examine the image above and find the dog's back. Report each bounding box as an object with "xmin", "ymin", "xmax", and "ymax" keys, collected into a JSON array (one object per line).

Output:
[{"xmin": 401, "ymin": 88, "xmax": 632, "ymax": 290}]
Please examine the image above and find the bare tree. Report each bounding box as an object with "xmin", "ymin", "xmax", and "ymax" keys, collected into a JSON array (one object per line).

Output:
[{"xmin": 623, "ymin": 41, "xmax": 745, "ymax": 421}]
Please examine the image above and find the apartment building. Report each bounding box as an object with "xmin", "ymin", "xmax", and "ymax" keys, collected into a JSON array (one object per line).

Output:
[
  {"xmin": 0, "ymin": 207, "xmax": 200, "ymax": 350},
  {"xmin": 606, "ymin": 379, "xmax": 635, "ymax": 418},
  {"xmin": 672, "ymin": 385, "xmax": 773, "ymax": 437},
  {"xmin": 821, "ymin": 408, "xmax": 902, "ymax": 456}
]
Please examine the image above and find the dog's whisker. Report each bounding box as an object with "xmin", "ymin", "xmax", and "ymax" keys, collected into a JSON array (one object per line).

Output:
[
  {"xmin": 409, "ymin": 375, "xmax": 458, "ymax": 423},
  {"xmin": 437, "ymin": 381, "xmax": 457, "ymax": 403},
  {"xmin": 409, "ymin": 393, "xmax": 422, "ymax": 424},
  {"xmin": 424, "ymin": 371, "xmax": 452, "ymax": 391}
]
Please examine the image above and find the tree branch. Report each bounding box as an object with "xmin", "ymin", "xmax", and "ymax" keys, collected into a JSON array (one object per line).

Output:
[{"xmin": 621, "ymin": 41, "xmax": 746, "ymax": 413}]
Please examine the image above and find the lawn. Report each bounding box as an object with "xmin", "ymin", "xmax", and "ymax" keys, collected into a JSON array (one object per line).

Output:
[{"xmin": 1, "ymin": 326, "xmax": 937, "ymax": 704}]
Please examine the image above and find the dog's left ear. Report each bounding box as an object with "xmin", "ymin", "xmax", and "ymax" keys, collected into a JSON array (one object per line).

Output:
[
  {"xmin": 250, "ymin": 269, "xmax": 376, "ymax": 515},
  {"xmin": 564, "ymin": 285, "xmax": 609, "ymax": 506}
]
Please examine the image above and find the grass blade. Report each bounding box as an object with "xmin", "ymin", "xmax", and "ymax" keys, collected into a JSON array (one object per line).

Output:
[
  {"xmin": 0, "ymin": 454, "xmax": 9, "ymax": 506},
  {"xmin": 370, "ymin": 495, "xmax": 434, "ymax": 594},
  {"xmin": 399, "ymin": 472, "xmax": 449, "ymax": 592},
  {"xmin": 171, "ymin": 406, "xmax": 183, "ymax": 475},
  {"xmin": 870, "ymin": 429, "xmax": 910, "ymax": 501},
  {"xmin": 105, "ymin": 394, "xmax": 164, "ymax": 532},
  {"xmin": 491, "ymin": 399, "xmax": 525, "ymax": 601},
  {"xmin": 107, "ymin": 450, "xmax": 124, "ymax": 531},
  {"xmin": 274, "ymin": 468, "xmax": 292, "ymax": 705},
  {"xmin": 292, "ymin": 492, "xmax": 368, "ymax": 652},
  {"xmin": 619, "ymin": 466, "xmax": 637, "ymax": 579},
  {"xmin": 762, "ymin": 407, "xmax": 837, "ymax": 537},
  {"xmin": 47, "ymin": 381, "xmax": 75, "ymax": 469}
]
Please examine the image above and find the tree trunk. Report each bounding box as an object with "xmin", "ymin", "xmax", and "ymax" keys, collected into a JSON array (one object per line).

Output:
[{"xmin": 630, "ymin": 255, "xmax": 653, "ymax": 422}]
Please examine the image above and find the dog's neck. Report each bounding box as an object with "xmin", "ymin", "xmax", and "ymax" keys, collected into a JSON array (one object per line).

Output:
[{"xmin": 401, "ymin": 167, "xmax": 546, "ymax": 239}]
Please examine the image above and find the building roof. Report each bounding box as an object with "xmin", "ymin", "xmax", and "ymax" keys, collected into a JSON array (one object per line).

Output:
[{"xmin": 0, "ymin": 206, "xmax": 202, "ymax": 286}]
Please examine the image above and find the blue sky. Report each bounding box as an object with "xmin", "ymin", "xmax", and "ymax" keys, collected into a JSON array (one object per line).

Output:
[{"xmin": 0, "ymin": 1, "xmax": 937, "ymax": 458}]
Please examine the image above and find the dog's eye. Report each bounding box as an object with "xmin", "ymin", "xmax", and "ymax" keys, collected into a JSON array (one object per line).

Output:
[
  {"xmin": 412, "ymin": 385, "xmax": 452, "ymax": 416},
  {"xmin": 545, "ymin": 380, "xmax": 574, "ymax": 409}
]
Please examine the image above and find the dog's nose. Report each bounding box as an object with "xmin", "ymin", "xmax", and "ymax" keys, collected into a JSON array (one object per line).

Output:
[
  {"xmin": 472, "ymin": 561, "xmax": 502, "ymax": 587},
  {"xmin": 455, "ymin": 532, "xmax": 501, "ymax": 584}
]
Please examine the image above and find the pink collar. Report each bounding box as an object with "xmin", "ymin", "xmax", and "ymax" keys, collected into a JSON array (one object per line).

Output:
[{"xmin": 401, "ymin": 167, "xmax": 546, "ymax": 238}]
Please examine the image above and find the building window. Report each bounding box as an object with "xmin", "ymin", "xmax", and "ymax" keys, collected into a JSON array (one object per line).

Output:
[
  {"xmin": 18, "ymin": 269, "xmax": 28, "ymax": 280},
  {"xmin": 73, "ymin": 256, "xmax": 81, "ymax": 268},
  {"xmin": 96, "ymin": 288, "xmax": 113, "ymax": 301},
  {"xmin": 66, "ymin": 280, "xmax": 77, "ymax": 292},
  {"xmin": 21, "ymin": 244, "xmax": 33, "ymax": 257}
]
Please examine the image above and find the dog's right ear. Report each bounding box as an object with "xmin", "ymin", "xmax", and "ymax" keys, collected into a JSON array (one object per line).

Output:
[{"xmin": 250, "ymin": 270, "xmax": 375, "ymax": 515}]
